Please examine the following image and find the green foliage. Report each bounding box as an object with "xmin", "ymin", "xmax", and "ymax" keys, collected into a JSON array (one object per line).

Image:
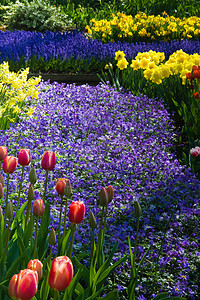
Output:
[{"xmin": 4, "ymin": 0, "xmax": 73, "ymax": 32}]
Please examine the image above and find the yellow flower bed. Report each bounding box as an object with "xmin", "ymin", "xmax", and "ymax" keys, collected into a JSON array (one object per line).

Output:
[
  {"xmin": 0, "ymin": 62, "xmax": 41, "ymax": 129},
  {"xmin": 86, "ymin": 12, "xmax": 200, "ymax": 42},
  {"xmin": 130, "ymin": 49, "xmax": 200, "ymax": 84}
]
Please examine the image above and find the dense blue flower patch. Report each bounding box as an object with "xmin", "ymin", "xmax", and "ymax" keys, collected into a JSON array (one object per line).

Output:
[
  {"xmin": 1, "ymin": 30, "xmax": 200, "ymax": 69},
  {"xmin": 1, "ymin": 82, "xmax": 199, "ymax": 299}
]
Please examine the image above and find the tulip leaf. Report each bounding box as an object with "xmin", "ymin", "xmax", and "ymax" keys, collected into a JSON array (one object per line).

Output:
[
  {"xmin": 37, "ymin": 202, "xmax": 50, "ymax": 258},
  {"xmin": 128, "ymin": 236, "xmax": 135, "ymax": 278},
  {"xmin": 61, "ymin": 228, "xmax": 71, "ymax": 256},
  {"xmin": 23, "ymin": 216, "xmax": 33, "ymax": 247},
  {"xmin": 5, "ymin": 249, "xmax": 28, "ymax": 279},
  {"xmin": 11, "ymin": 201, "xmax": 27, "ymax": 231},
  {"xmin": 40, "ymin": 262, "xmax": 50, "ymax": 300},
  {"xmin": 96, "ymin": 255, "xmax": 128, "ymax": 291},
  {"xmin": 72, "ymin": 256, "xmax": 90, "ymax": 286},
  {"xmin": 96, "ymin": 290, "xmax": 119, "ymax": 299}
]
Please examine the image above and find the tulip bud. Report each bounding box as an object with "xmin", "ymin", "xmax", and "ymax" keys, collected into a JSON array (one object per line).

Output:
[
  {"xmin": 0, "ymin": 205, "xmax": 3, "ymax": 222},
  {"xmin": 33, "ymin": 199, "xmax": 45, "ymax": 217},
  {"xmin": 49, "ymin": 228, "xmax": 56, "ymax": 246},
  {"xmin": 3, "ymin": 156, "xmax": 17, "ymax": 174},
  {"xmin": 99, "ymin": 187, "xmax": 108, "ymax": 206},
  {"xmin": 134, "ymin": 200, "xmax": 142, "ymax": 218},
  {"xmin": 68, "ymin": 201, "xmax": 85, "ymax": 224},
  {"xmin": 29, "ymin": 165, "xmax": 37, "ymax": 185},
  {"xmin": 55, "ymin": 178, "xmax": 68, "ymax": 196},
  {"xmin": 89, "ymin": 211, "xmax": 96, "ymax": 229},
  {"xmin": 8, "ymin": 274, "xmax": 18, "ymax": 299},
  {"xmin": 0, "ymin": 183, "xmax": 3, "ymax": 199},
  {"xmin": 28, "ymin": 184, "xmax": 35, "ymax": 201},
  {"xmin": 41, "ymin": 151, "xmax": 56, "ymax": 171},
  {"xmin": 6, "ymin": 201, "xmax": 13, "ymax": 220},
  {"xmin": 27, "ymin": 259, "xmax": 43, "ymax": 280},
  {"xmin": 0, "ymin": 146, "xmax": 7, "ymax": 162},
  {"xmin": 18, "ymin": 149, "xmax": 31, "ymax": 166},
  {"xmin": 15, "ymin": 269, "xmax": 38, "ymax": 300},
  {"xmin": 106, "ymin": 185, "xmax": 113, "ymax": 203},
  {"xmin": 0, "ymin": 174, "xmax": 4, "ymax": 187},
  {"xmin": 48, "ymin": 256, "xmax": 73, "ymax": 291},
  {"xmin": 64, "ymin": 179, "xmax": 71, "ymax": 198}
]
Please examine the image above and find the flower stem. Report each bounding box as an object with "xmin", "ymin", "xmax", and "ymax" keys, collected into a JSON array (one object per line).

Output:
[
  {"xmin": 3, "ymin": 218, "xmax": 11, "ymax": 260},
  {"xmin": 91, "ymin": 227, "xmax": 95, "ymax": 262},
  {"xmin": 58, "ymin": 195, "xmax": 63, "ymax": 242},
  {"xmin": 68, "ymin": 223, "xmax": 76, "ymax": 259},
  {"xmin": 33, "ymin": 216, "xmax": 39, "ymax": 258},
  {"xmin": 16, "ymin": 166, "xmax": 24, "ymax": 212},
  {"xmin": 133, "ymin": 217, "xmax": 140, "ymax": 268},
  {"xmin": 63, "ymin": 198, "xmax": 68, "ymax": 237},
  {"xmin": 96, "ymin": 206, "xmax": 105, "ymax": 267},
  {"xmin": 53, "ymin": 290, "xmax": 58, "ymax": 300},
  {"xmin": 43, "ymin": 170, "xmax": 48, "ymax": 203},
  {"xmin": 5, "ymin": 173, "xmax": 9, "ymax": 208}
]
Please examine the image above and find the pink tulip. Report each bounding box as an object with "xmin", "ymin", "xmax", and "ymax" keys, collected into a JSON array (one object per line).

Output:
[
  {"xmin": 41, "ymin": 151, "xmax": 55, "ymax": 171},
  {"xmin": 3, "ymin": 156, "xmax": 17, "ymax": 174},
  {"xmin": 48, "ymin": 256, "xmax": 73, "ymax": 291},
  {"xmin": 15, "ymin": 269, "xmax": 38, "ymax": 300},
  {"xmin": 18, "ymin": 149, "xmax": 31, "ymax": 166}
]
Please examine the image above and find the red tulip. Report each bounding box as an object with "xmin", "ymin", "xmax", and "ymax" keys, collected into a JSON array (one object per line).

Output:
[
  {"xmin": 68, "ymin": 201, "xmax": 85, "ymax": 224},
  {"xmin": 18, "ymin": 149, "xmax": 31, "ymax": 166},
  {"xmin": 0, "ymin": 183, "xmax": 3, "ymax": 199},
  {"xmin": 27, "ymin": 259, "xmax": 43, "ymax": 280},
  {"xmin": 33, "ymin": 199, "xmax": 45, "ymax": 217},
  {"xmin": 15, "ymin": 269, "xmax": 38, "ymax": 300},
  {"xmin": 0, "ymin": 146, "xmax": 7, "ymax": 161},
  {"xmin": 41, "ymin": 151, "xmax": 55, "ymax": 171},
  {"xmin": 8, "ymin": 274, "xmax": 18, "ymax": 299},
  {"xmin": 106, "ymin": 185, "xmax": 113, "ymax": 203},
  {"xmin": 48, "ymin": 256, "xmax": 73, "ymax": 291},
  {"xmin": 55, "ymin": 178, "xmax": 69, "ymax": 196},
  {"xmin": 3, "ymin": 156, "xmax": 17, "ymax": 174}
]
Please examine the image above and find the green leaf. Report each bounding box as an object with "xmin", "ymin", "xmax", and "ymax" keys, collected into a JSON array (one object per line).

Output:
[
  {"xmin": 96, "ymin": 290, "xmax": 119, "ymax": 299},
  {"xmin": 60, "ymin": 229, "xmax": 71, "ymax": 256}
]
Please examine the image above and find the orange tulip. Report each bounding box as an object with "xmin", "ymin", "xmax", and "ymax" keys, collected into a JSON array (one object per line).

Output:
[
  {"xmin": 27, "ymin": 259, "xmax": 43, "ymax": 280},
  {"xmin": 68, "ymin": 201, "xmax": 85, "ymax": 224},
  {"xmin": 8, "ymin": 274, "xmax": 18, "ymax": 299}
]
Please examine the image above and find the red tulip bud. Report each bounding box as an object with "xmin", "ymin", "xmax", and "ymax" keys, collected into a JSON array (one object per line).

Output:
[
  {"xmin": 0, "ymin": 146, "xmax": 7, "ymax": 161},
  {"xmin": 48, "ymin": 256, "xmax": 73, "ymax": 291},
  {"xmin": 18, "ymin": 149, "xmax": 31, "ymax": 166},
  {"xmin": 106, "ymin": 185, "xmax": 113, "ymax": 203},
  {"xmin": 55, "ymin": 178, "xmax": 68, "ymax": 196},
  {"xmin": 33, "ymin": 199, "xmax": 45, "ymax": 217},
  {"xmin": 68, "ymin": 201, "xmax": 85, "ymax": 224},
  {"xmin": 3, "ymin": 156, "xmax": 17, "ymax": 174},
  {"xmin": 15, "ymin": 269, "xmax": 38, "ymax": 300},
  {"xmin": 41, "ymin": 151, "xmax": 56, "ymax": 171},
  {"xmin": 99, "ymin": 187, "xmax": 108, "ymax": 206},
  {"xmin": 8, "ymin": 274, "xmax": 18, "ymax": 299},
  {"xmin": 27, "ymin": 259, "xmax": 43, "ymax": 280}
]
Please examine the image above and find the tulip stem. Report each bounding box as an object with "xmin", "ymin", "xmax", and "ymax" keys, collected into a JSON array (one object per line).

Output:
[
  {"xmin": 5, "ymin": 173, "xmax": 9, "ymax": 208},
  {"xmin": 16, "ymin": 166, "xmax": 24, "ymax": 213},
  {"xmin": 43, "ymin": 171, "xmax": 48, "ymax": 203},
  {"xmin": 96, "ymin": 206, "xmax": 104, "ymax": 261},
  {"xmin": 63, "ymin": 198, "xmax": 68, "ymax": 237},
  {"xmin": 33, "ymin": 216, "xmax": 39, "ymax": 258},
  {"xmin": 133, "ymin": 217, "xmax": 140, "ymax": 269},
  {"xmin": 103, "ymin": 204, "xmax": 108, "ymax": 230},
  {"xmin": 53, "ymin": 290, "xmax": 59, "ymax": 300},
  {"xmin": 68, "ymin": 223, "xmax": 76, "ymax": 259},
  {"xmin": 58, "ymin": 195, "xmax": 63, "ymax": 243},
  {"xmin": 91, "ymin": 227, "xmax": 95, "ymax": 262},
  {"xmin": 3, "ymin": 218, "xmax": 11, "ymax": 260}
]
